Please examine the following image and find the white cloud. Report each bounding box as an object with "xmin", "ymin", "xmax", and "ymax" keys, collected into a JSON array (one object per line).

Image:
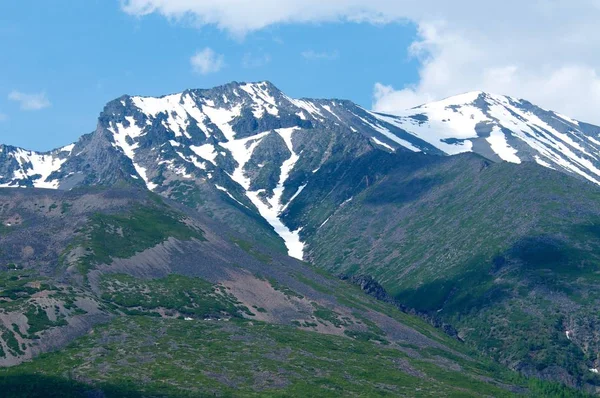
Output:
[
  {"xmin": 190, "ymin": 48, "xmax": 225, "ymax": 75},
  {"xmin": 8, "ymin": 91, "xmax": 51, "ymax": 111},
  {"xmin": 121, "ymin": 0, "xmax": 407, "ymax": 37},
  {"xmin": 0, "ymin": 113, "xmax": 7, "ymax": 121},
  {"xmin": 122, "ymin": 0, "xmax": 600, "ymax": 123},
  {"xmin": 372, "ymin": 19, "xmax": 600, "ymax": 124},
  {"xmin": 301, "ymin": 50, "xmax": 339, "ymax": 61}
]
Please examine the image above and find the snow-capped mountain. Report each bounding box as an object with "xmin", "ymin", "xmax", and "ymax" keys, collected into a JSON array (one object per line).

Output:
[
  {"xmin": 370, "ymin": 91, "xmax": 600, "ymax": 184},
  {"xmin": 2, "ymin": 82, "xmax": 600, "ymax": 258},
  {"xmin": 92, "ymin": 81, "xmax": 436, "ymax": 259}
]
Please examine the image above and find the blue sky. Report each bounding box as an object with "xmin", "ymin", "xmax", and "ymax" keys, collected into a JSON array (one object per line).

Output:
[
  {"xmin": 3, "ymin": 1, "xmax": 600, "ymax": 151},
  {"xmin": 0, "ymin": 0, "xmax": 419, "ymax": 151}
]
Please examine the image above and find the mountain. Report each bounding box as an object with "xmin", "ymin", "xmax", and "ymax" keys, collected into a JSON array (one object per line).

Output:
[
  {"xmin": 2, "ymin": 83, "xmax": 600, "ymax": 261},
  {"xmin": 371, "ymin": 91, "xmax": 600, "ymax": 184},
  {"xmin": 1, "ymin": 81, "xmax": 600, "ymax": 394},
  {"xmin": 1, "ymin": 81, "xmax": 437, "ymax": 259},
  {"xmin": 282, "ymin": 148, "xmax": 600, "ymax": 389},
  {"xmin": 0, "ymin": 187, "xmax": 530, "ymax": 396}
]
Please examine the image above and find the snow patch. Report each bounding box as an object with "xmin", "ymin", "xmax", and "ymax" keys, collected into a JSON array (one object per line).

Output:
[
  {"xmin": 110, "ymin": 116, "xmax": 158, "ymax": 190},
  {"xmin": 370, "ymin": 137, "xmax": 395, "ymax": 151},
  {"xmin": 287, "ymin": 97, "xmax": 324, "ymax": 119},
  {"xmin": 319, "ymin": 216, "xmax": 331, "ymax": 229},
  {"xmin": 131, "ymin": 93, "xmax": 213, "ymax": 140},
  {"xmin": 555, "ymin": 112, "xmax": 580, "ymax": 126},
  {"xmin": 322, "ymin": 104, "xmax": 342, "ymax": 122},
  {"xmin": 4, "ymin": 148, "xmax": 68, "ymax": 189},
  {"xmin": 190, "ymin": 144, "xmax": 218, "ymax": 165},
  {"xmin": 221, "ymin": 127, "xmax": 304, "ymax": 259},
  {"xmin": 362, "ymin": 114, "xmax": 420, "ymax": 152},
  {"xmin": 202, "ymin": 104, "xmax": 241, "ymax": 141},
  {"xmin": 282, "ymin": 184, "xmax": 306, "ymax": 211},
  {"xmin": 240, "ymin": 83, "xmax": 279, "ymax": 118},
  {"xmin": 486, "ymin": 127, "xmax": 521, "ymax": 163},
  {"xmin": 587, "ymin": 136, "xmax": 600, "ymax": 147},
  {"xmin": 60, "ymin": 143, "xmax": 75, "ymax": 154},
  {"xmin": 534, "ymin": 155, "xmax": 554, "ymax": 169}
]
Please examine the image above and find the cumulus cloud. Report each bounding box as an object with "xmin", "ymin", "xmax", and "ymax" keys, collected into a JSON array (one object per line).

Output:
[
  {"xmin": 190, "ymin": 48, "xmax": 225, "ymax": 75},
  {"xmin": 8, "ymin": 91, "xmax": 51, "ymax": 111},
  {"xmin": 301, "ymin": 50, "xmax": 340, "ymax": 61},
  {"xmin": 122, "ymin": 0, "xmax": 600, "ymax": 123},
  {"xmin": 372, "ymin": 19, "xmax": 600, "ymax": 123}
]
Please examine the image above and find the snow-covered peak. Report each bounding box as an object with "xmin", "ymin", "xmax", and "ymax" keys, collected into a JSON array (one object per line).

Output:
[
  {"xmin": 412, "ymin": 91, "xmax": 486, "ymax": 110},
  {"xmin": 370, "ymin": 91, "xmax": 600, "ymax": 184},
  {"xmin": 99, "ymin": 83, "xmax": 600, "ymax": 192},
  {"xmin": 409, "ymin": 91, "xmax": 536, "ymax": 115},
  {"xmin": 0, "ymin": 144, "xmax": 74, "ymax": 189}
]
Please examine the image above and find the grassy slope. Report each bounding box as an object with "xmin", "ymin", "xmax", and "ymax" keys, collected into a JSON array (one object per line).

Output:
[
  {"xmin": 290, "ymin": 150, "xmax": 600, "ymax": 387},
  {"xmin": 76, "ymin": 203, "xmax": 205, "ymax": 275},
  {"xmin": 1, "ymin": 268, "xmax": 592, "ymax": 397},
  {"xmin": 0, "ymin": 269, "xmax": 542, "ymax": 397},
  {"xmin": 0, "ymin": 315, "xmax": 517, "ymax": 398},
  {"xmin": 0, "ymin": 187, "xmax": 545, "ymax": 396}
]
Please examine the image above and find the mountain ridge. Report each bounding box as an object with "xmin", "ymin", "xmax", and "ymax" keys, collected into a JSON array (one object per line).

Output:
[
  {"xmin": 4, "ymin": 82, "xmax": 599, "ymax": 188},
  {"xmin": 2, "ymin": 81, "xmax": 600, "ymax": 260}
]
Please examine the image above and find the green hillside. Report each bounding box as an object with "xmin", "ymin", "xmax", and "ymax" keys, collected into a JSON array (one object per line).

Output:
[{"xmin": 286, "ymin": 150, "xmax": 600, "ymax": 389}]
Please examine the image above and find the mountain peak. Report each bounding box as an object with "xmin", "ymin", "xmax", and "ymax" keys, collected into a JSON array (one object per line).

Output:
[
  {"xmin": 2, "ymin": 81, "xmax": 600, "ymax": 227},
  {"xmin": 414, "ymin": 91, "xmax": 518, "ymax": 110},
  {"xmin": 194, "ymin": 80, "xmax": 282, "ymax": 96},
  {"xmin": 372, "ymin": 89, "xmax": 600, "ymax": 183}
]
